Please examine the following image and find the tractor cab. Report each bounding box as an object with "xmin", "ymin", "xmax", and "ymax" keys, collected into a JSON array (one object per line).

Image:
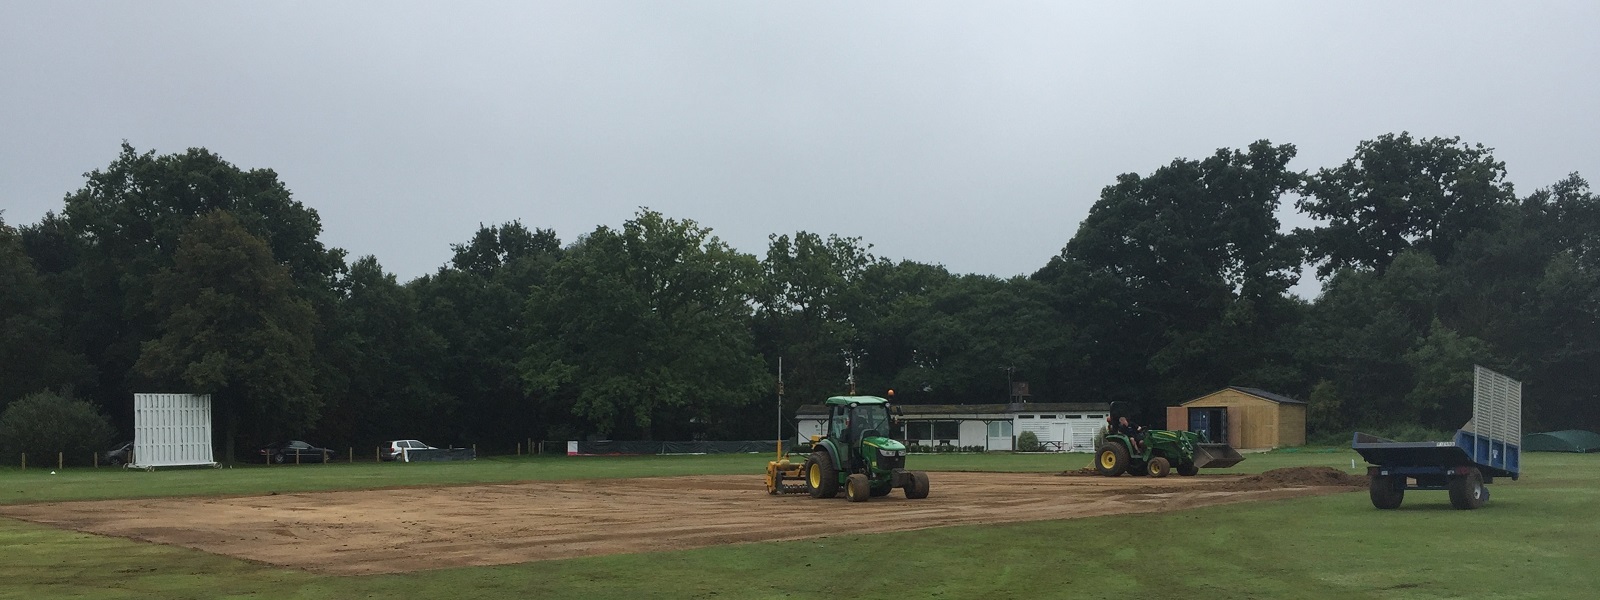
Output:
[{"xmin": 790, "ymin": 395, "xmax": 926, "ymax": 502}]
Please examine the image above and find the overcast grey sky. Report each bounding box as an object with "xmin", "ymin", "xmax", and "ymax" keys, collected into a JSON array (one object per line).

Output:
[{"xmin": 4, "ymin": 2, "xmax": 1597, "ymax": 297}]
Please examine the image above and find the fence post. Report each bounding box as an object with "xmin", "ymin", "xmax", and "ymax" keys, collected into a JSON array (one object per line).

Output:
[
  {"xmin": 295, "ymin": 451, "xmax": 301, "ymax": 465},
  {"xmin": 349, "ymin": 447, "xmax": 354, "ymax": 463},
  {"xmin": 94, "ymin": 452, "xmax": 99, "ymax": 468},
  {"xmin": 472, "ymin": 444, "xmax": 477, "ymax": 456},
  {"xmin": 20, "ymin": 453, "xmax": 25, "ymax": 471},
  {"xmin": 58, "ymin": 452, "xmax": 63, "ymax": 470},
  {"xmin": 375, "ymin": 447, "xmax": 380, "ymax": 463}
]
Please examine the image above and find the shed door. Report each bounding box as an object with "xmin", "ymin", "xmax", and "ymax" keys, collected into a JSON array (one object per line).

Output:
[{"xmin": 1188, "ymin": 408, "xmax": 1228, "ymax": 444}]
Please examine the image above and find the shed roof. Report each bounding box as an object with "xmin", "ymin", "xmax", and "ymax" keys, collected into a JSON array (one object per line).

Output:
[
  {"xmin": 1194, "ymin": 386, "xmax": 1307, "ymax": 405},
  {"xmin": 796, "ymin": 402, "xmax": 1110, "ymax": 417}
]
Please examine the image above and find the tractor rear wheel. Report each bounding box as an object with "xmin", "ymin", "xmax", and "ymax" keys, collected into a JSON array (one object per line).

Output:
[
  {"xmin": 804, "ymin": 452, "xmax": 839, "ymax": 499},
  {"xmin": 1448, "ymin": 468, "xmax": 1486, "ymax": 510},
  {"xmin": 845, "ymin": 474, "xmax": 870, "ymax": 502},
  {"xmin": 1176, "ymin": 463, "xmax": 1199, "ymax": 476},
  {"xmin": 904, "ymin": 471, "xmax": 930, "ymax": 499},
  {"xmin": 1369, "ymin": 474, "xmax": 1405, "ymax": 509},
  {"xmin": 1094, "ymin": 442, "xmax": 1130, "ymax": 477},
  {"xmin": 1147, "ymin": 456, "xmax": 1171, "ymax": 478}
]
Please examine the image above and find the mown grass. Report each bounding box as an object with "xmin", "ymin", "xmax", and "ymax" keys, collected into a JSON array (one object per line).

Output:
[{"xmin": 2, "ymin": 451, "xmax": 1596, "ymax": 599}]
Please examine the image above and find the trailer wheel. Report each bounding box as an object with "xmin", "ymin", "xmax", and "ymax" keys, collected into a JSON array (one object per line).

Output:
[
  {"xmin": 804, "ymin": 452, "xmax": 839, "ymax": 499},
  {"xmin": 1448, "ymin": 468, "xmax": 1487, "ymax": 510},
  {"xmin": 904, "ymin": 471, "xmax": 930, "ymax": 499},
  {"xmin": 1094, "ymin": 443, "xmax": 1130, "ymax": 477},
  {"xmin": 1147, "ymin": 456, "xmax": 1171, "ymax": 478},
  {"xmin": 845, "ymin": 474, "xmax": 870, "ymax": 502},
  {"xmin": 1176, "ymin": 464, "xmax": 1199, "ymax": 476},
  {"xmin": 1369, "ymin": 474, "xmax": 1405, "ymax": 509}
]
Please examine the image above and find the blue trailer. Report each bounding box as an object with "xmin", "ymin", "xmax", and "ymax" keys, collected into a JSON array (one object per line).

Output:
[{"xmin": 1352, "ymin": 366, "xmax": 1522, "ymax": 510}]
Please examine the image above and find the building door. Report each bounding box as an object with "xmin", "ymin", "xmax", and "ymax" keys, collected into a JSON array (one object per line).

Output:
[{"xmin": 1187, "ymin": 408, "xmax": 1227, "ymax": 444}]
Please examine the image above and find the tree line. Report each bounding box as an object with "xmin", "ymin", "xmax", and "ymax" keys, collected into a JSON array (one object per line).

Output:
[{"xmin": 2, "ymin": 135, "xmax": 1596, "ymax": 459}]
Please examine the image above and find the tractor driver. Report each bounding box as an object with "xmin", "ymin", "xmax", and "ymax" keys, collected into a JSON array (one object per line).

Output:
[{"xmin": 1113, "ymin": 415, "xmax": 1146, "ymax": 453}]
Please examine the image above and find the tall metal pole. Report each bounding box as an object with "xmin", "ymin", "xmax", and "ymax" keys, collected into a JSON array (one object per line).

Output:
[{"xmin": 776, "ymin": 357, "xmax": 784, "ymax": 456}]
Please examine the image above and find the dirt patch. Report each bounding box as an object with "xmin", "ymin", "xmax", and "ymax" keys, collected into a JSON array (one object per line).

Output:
[
  {"xmin": 0, "ymin": 472, "xmax": 1356, "ymax": 575},
  {"xmin": 1211, "ymin": 467, "xmax": 1367, "ymax": 491}
]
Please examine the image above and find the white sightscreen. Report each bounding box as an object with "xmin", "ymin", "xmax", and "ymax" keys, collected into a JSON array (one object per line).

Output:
[
  {"xmin": 132, "ymin": 393, "xmax": 216, "ymax": 468},
  {"xmin": 1472, "ymin": 366, "xmax": 1522, "ymax": 444}
]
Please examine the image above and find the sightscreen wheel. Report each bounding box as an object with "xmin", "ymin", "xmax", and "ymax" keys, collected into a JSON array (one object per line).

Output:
[
  {"xmin": 1176, "ymin": 464, "xmax": 1199, "ymax": 476},
  {"xmin": 845, "ymin": 474, "xmax": 870, "ymax": 502},
  {"xmin": 1369, "ymin": 474, "xmax": 1405, "ymax": 509},
  {"xmin": 1094, "ymin": 443, "xmax": 1130, "ymax": 477},
  {"xmin": 804, "ymin": 452, "xmax": 839, "ymax": 499},
  {"xmin": 904, "ymin": 471, "xmax": 930, "ymax": 499},
  {"xmin": 1146, "ymin": 456, "xmax": 1171, "ymax": 478},
  {"xmin": 1448, "ymin": 468, "xmax": 1487, "ymax": 510}
]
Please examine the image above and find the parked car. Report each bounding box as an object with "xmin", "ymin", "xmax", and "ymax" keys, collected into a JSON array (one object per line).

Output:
[
  {"xmin": 258, "ymin": 440, "xmax": 334, "ymax": 464},
  {"xmin": 381, "ymin": 439, "xmax": 437, "ymax": 461},
  {"xmin": 102, "ymin": 441, "xmax": 132, "ymax": 466}
]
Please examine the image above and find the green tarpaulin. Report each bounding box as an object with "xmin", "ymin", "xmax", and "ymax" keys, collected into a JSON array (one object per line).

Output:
[{"xmin": 1522, "ymin": 430, "xmax": 1600, "ymax": 453}]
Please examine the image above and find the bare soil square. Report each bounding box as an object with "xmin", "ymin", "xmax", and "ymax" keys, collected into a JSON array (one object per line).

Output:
[{"xmin": 0, "ymin": 470, "xmax": 1358, "ymax": 575}]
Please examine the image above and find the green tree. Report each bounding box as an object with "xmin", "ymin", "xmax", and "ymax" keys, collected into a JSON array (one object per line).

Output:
[
  {"xmin": 1034, "ymin": 141, "xmax": 1304, "ymax": 409},
  {"xmin": 522, "ymin": 209, "xmax": 765, "ymax": 439},
  {"xmin": 406, "ymin": 221, "xmax": 565, "ymax": 448},
  {"xmin": 315, "ymin": 256, "xmax": 451, "ymax": 447},
  {"xmin": 134, "ymin": 211, "xmax": 320, "ymax": 461},
  {"xmin": 0, "ymin": 391, "xmax": 117, "ymax": 467},
  {"xmin": 27, "ymin": 143, "xmax": 341, "ymax": 432},
  {"xmin": 754, "ymin": 232, "xmax": 876, "ymax": 418},
  {"xmin": 0, "ymin": 216, "xmax": 88, "ymax": 407},
  {"xmin": 1298, "ymin": 133, "xmax": 1516, "ymax": 278}
]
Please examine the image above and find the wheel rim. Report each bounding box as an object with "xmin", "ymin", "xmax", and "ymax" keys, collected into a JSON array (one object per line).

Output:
[
  {"xmin": 1100, "ymin": 451, "xmax": 1116, "ymax": 469},
  {"xmin": 808, "ymin": 463, "xmax": 822, "ymax": 488}
]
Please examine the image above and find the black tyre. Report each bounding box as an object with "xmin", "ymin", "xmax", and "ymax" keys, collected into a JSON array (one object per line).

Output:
[
  {"xmin": 845, "ymin": 474, "xmax": 870, "ymax": 502},
  {"xmin": 1448, "ymin": 468, "xmax": 1487, "ymax": 510},
  {"xmin": 1176, "ymin": 463, "xmax": 1199, "ymax": 476},
  {"xmin": 1369, "ymin": 474, "xmax": 1405, "ymax": 509},
  {"xmin": 904, "ymin": 471, "xmax": 930, "ymax": 499},
  {"xmin": 1147, "ymin": 456, "xmax": 1171, "ymax": 478},
  {"xmin": 804, "ymin": 452, "xmax": 839, "ymax": 499},
  {"xmin": 870, "ymin": 484, "xmax": 892, "ymax": 497},
  {"xmin": 1094, "ymin": 442, "xmax": 1130, "ymax": 477}
]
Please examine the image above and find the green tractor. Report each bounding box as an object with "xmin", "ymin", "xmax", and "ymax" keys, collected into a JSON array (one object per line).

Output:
[
  {"xmin": 799, "ymin": 396, "xmax": 930, "ymax": 502},
  {"xmin": 1096, "ymin": 428, "xmax": 1245, "ymax": 477}
]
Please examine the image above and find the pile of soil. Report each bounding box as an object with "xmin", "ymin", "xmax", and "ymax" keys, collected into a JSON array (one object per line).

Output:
[
  {"xmin": 1058, "ymin": 467, "xmax": 1100, "ymax": 476},
  {"xmin": 1212, "ymin": 466, "xmax": 1366, "ymax": 491}
]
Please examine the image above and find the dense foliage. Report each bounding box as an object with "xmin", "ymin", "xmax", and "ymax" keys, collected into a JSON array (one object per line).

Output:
[
  {"xmin": 0, "ymin": 391, "xmax": 117, "ymax": 466},
  {"xmin": 3, "ymin": 135, "xmax": 1596, "ymax": 458}
]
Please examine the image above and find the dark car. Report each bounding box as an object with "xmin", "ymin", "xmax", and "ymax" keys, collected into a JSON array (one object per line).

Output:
[
  {"xmin": 102, "ymin": 441, "xmax": 132, "ymax": 466},
  {"xmin": 258, "ymin": 440, "xmax": 334, "ymax": 464}
]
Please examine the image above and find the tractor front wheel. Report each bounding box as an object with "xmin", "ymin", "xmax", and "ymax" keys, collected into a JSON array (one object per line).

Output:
[
  {"xmin": 804, "ymin": 452, "xmax": 839, "ymax": 499},
  {"xmin": 1176, "ymin": 463, "xmax": 1199, "ymax": 476},
  {"xmin": 845, "ymin": 474, "xmax": 870, "ymax": 502},
  {"xmin": 1147, "ymin": 456, "xmax": 1171, "ymax": 478},
  {"xmin": 904, "ymin": 471, "xmax": 930, "ymax": 499},
  {"xmin": 1094, "ymin": 443, "xmax": 1130, "ymax": 477}
]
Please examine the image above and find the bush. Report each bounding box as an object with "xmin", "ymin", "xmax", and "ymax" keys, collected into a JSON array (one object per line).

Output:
[
  {"xmin": 1017, "ymin": 431, "xmax": 1042, "ymax": 452},
  {"xmin": 0, "ymin": 391, "xmax": 117, "ymax": 467}
]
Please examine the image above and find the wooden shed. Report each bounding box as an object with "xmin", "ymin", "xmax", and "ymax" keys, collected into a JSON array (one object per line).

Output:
[{"xmin": 1165, "ymin": 387, "xmax": 1306, "ymax": 450}]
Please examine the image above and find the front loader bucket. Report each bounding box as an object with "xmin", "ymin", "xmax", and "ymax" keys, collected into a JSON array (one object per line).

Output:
[{"xmin": 1193, "ymin": 443, "xmax": 1245, "ymax": 469}]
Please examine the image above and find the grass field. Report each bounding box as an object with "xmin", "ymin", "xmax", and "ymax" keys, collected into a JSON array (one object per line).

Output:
[{"xmin": 2, "ymin": 450, "xmax": 1596, "ymax": 599}]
